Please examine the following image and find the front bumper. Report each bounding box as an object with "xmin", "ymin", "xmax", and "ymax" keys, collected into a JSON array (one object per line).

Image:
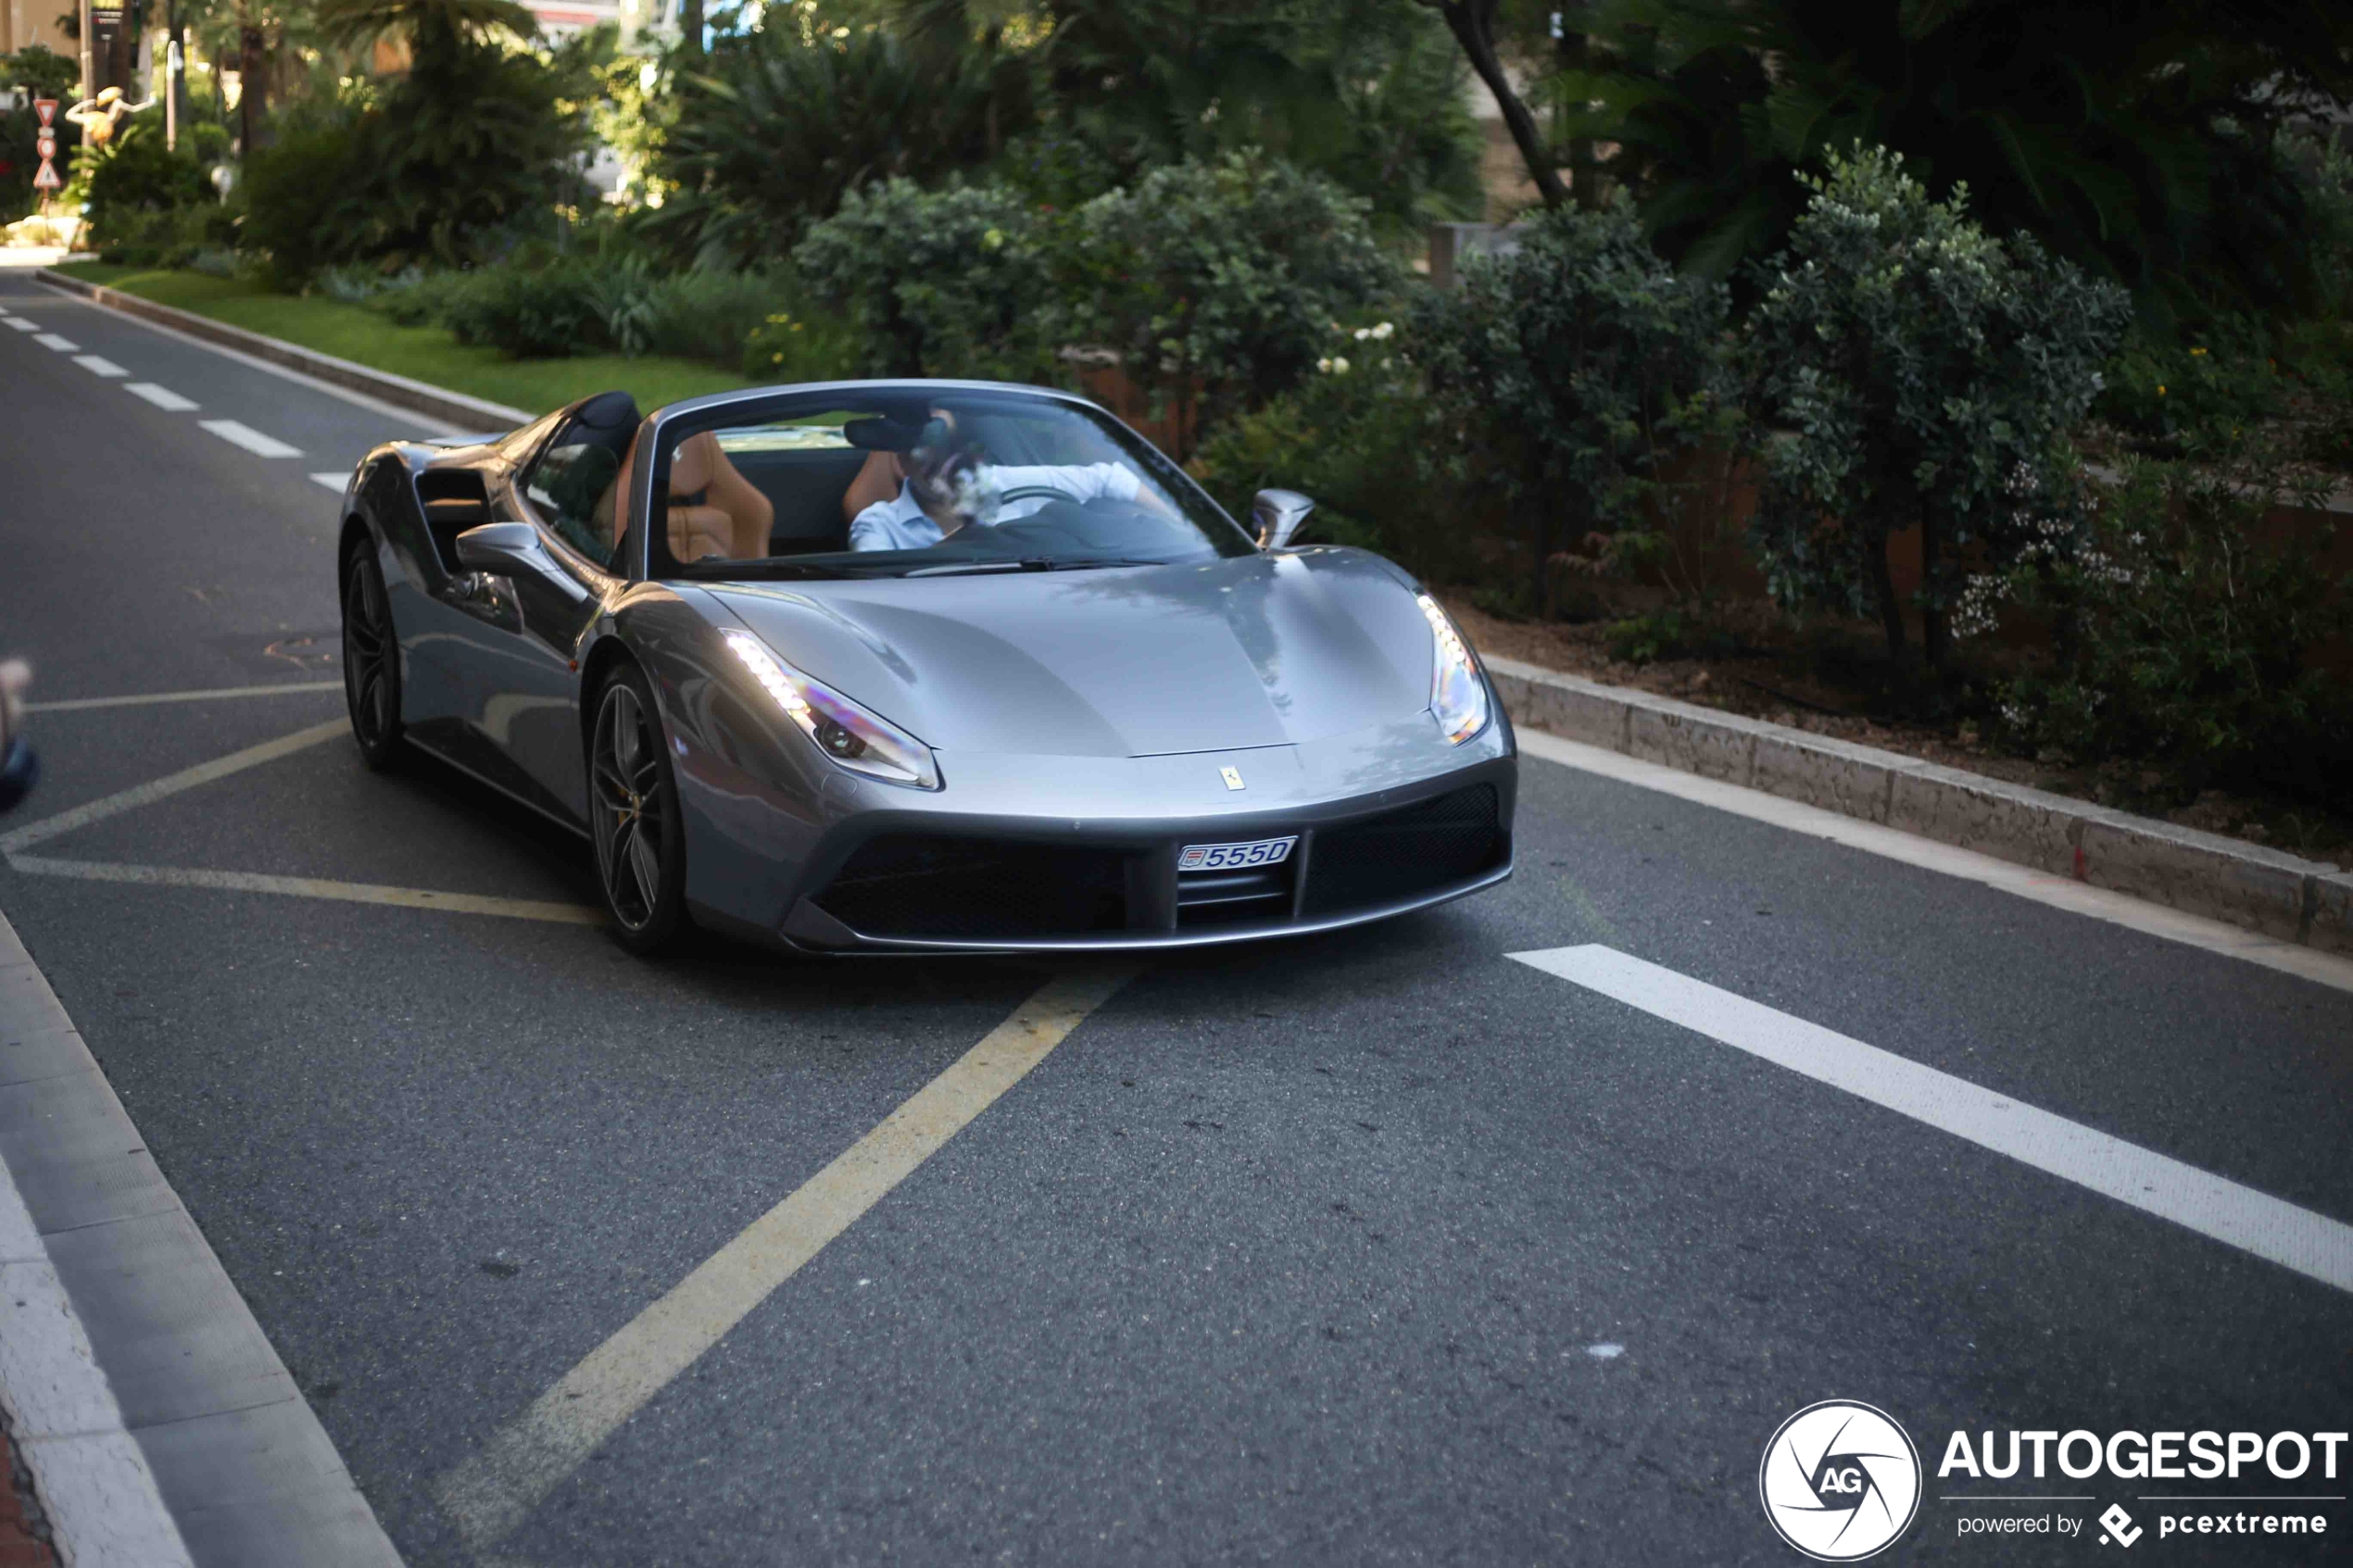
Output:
[
  {"xmin": 780, "ymin": 767, "xmax": 1515, "ymax": 953},
  {"xmin": 675, "ymin": 693, "xmax": 1517, "ymax": 955}
]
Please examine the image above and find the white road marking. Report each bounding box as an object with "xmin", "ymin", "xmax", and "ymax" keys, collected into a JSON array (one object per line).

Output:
[
  {"xmin": 434, "ymin": 967, "xmax": 1139, "ymax": 1550},
  {"xmin": 196, "ymin": 419, "xmax": 303, "ymax": 458},
  {"xmin": 29, "ymin": 680, "xmax": 343, "ymax": 714},
  {"xmin": 39, "ymin": 275, "xmax": 484, "ymax": 434},
  {"xmin": 6, "ymin": 857, "xmax": 600, "ymax": 923},
  {"xmin": 310, "ymin": 471, "xmax": 349, "ymax": 492},
  {"xmin": 2, "ymin": 316, "xmax": 38, "ymax": 331},
  {"xmin": 1516, "ymin": 730, "xmax": 2353, "ymax": 997},
  {"xmin": 122, "ymin": 382, "xmax": 198, "ymax": 411},
  {"xmin": 0, "ymin": 721, "xmax": 346, "ymax": 855},
  {"xmin": 72, "ymin": 354, "xmax": 128, "ymax": 377},
  {"xmin": 32, "ymin": 332, "xmax": 78, "ymax": 351},
  {"xmin": 1511, "ymin": 944, "xmax": 2353, "ymax": 1296}
]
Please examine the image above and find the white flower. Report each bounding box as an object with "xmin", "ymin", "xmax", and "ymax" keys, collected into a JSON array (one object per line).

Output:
[{"xmin": 1330, "ymin": 356, "xmax": 1351, "ymax": 374}]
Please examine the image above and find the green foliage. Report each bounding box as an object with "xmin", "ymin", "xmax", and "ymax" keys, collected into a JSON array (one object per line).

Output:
[
  {"xmin": 1414, "ymin": 194, "xmax": 1737, "ymax": 612},
  {"xmin": 82, "ymin": 126, "xmax": 217, "ymax": 257},
  {"xmin": 1746, "ymin": 146, "xmax": 2132, "ymax": 668},
  {"xmin": 2095, "ymin": 326, "xmax": 2287, "ymax": 457},
  {"xmin": 1013, "ymin": 0, "xmax": 1482, "ymax": 236},
  {"xmin": 741, "ymin": 288, "xmax": 862, "ymax": 383},
  {"xmin": 1549, "ymin": 0, "xmax": 2353, "ymax": 323},
  {"xmin": 1993, "ymin": 449, "xmax": 2352, "ymax": 808},
  {"xmin": 241, "ymin": 21, "xmax": 593, "ymax": 284},
  {"xmin": 1191, "ymin": 326, "xmax": 1481, "ymax": 575},
  {"xmin": 650, "ymin": 12, "xmax": 1026, "ymax": 268},
  {"xmin": 0, "ymin": 43, "xmax": 80, "ymax": 99},
  {"xmin": 1068, "ymin": 151, "xmax": 1396, "ymax": 445},
  {"xmin": 375, "ymin": 244, "xmax": 844, "ymax": 372},
  {"xmin": 792, "ymin": 178, "xmax": 1057, "ymax": 380}
]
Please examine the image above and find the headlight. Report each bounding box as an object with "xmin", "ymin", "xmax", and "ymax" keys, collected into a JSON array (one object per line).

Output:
[
  {"xmin": 723, "ymin": 630, "xmax": 941, "ymax": 790},
  {"xmin": 1416, "ymin": 594, "xmax": 1490, "ymax": 745}
]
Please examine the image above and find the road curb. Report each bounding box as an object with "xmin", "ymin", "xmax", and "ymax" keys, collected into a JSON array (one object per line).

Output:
[
  {"xmin": 1485, "ymin": 656, "xmax": 2353, "ymax": 960},
  {"xmin": 0, "ymin": 913, "xmax": 403, "ymax": 1567},
  {"xmin": 34, "ymin": 268, "xmax": 530, "ymax": 432}
]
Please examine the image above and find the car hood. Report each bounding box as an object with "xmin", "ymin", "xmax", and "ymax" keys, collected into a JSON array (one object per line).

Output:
[{"xmin": 704, "ymin": 549, "xmax": 1436, "ymax": 758}]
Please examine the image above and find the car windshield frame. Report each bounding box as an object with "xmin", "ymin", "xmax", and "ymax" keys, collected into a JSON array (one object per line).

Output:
[{"xmin": 633, "ymin": 383, "xmax": 1258, "ymax": 583}]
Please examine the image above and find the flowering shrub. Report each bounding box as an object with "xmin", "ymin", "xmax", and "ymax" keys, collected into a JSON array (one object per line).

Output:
[
  {"xmin": 1065, "ymin": 152, "xmax": 1397, "ymax": 447},
  {"xmin": 1746, "ymin": 145, "xmax": 2133, "ymax": 670}
]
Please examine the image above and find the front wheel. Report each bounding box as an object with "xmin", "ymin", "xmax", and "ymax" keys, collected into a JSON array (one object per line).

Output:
[
  {"xmin": 588, "ymin": 665, "xmax": 690, "ymax": 953},
  {"xmin": 341, "ymin": 543, "xmax": 404, "ymax": 770}
]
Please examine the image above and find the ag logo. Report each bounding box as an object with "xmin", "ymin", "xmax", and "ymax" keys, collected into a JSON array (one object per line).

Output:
[{"xmin": 1758, "ymin": 1399, "xmax": 1922, "ymax": 1561}]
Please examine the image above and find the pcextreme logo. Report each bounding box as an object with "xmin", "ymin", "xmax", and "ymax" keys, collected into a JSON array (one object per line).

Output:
[{"xmin": 1760, "ymin": 1400, "xmax": 1925, "ymax": 1562}]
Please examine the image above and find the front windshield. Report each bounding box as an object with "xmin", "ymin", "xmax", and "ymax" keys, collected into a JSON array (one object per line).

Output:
[{"xmin": 647, "ymin": 389, "xmax": 1255, "ymax": 581}]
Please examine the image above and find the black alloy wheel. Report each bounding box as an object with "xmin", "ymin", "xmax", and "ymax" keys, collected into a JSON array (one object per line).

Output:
[
  {"xmin": 589, "ymin": 665, "xmax": 690, "ymax": 952},
  {"xmin": 341, "ymin": 544, "xmax": 404, "ymax": 769}
]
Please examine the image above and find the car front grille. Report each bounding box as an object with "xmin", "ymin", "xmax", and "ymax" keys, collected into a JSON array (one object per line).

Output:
[
  {"xmin": 1300, "ymin": 784, "xmax": 1503, "ymax": 918},
  {"xmin": 812, "ymin": 834, "xmax": 1132, "ymax": 939}
]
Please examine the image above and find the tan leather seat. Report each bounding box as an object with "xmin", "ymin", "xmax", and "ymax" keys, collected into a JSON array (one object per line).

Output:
[{"xmin": 612, "ymin": 431, "xmax": 775, "ymax": 563}]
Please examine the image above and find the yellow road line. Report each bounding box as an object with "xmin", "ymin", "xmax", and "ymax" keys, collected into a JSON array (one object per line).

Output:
[
  {"xmin": 0, "ymin": 719, "xmax": 346, "ymax": 855},
  {"xmin": 5, "ymin": 857, "xmax": 600, "ymax": 924},
  {"xmin": 434, "ymin": 966, "xmax": 1139, "ymax": 1551},
  {"xmin": 28, "ymin": 681, "xmax": 343, "ymax": 714}
]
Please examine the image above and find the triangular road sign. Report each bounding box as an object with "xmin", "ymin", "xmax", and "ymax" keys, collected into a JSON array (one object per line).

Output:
[
  {"xmin": 34, "ymin": 98, "xmax": 57, "ymax": 129},
  {"xmin": 33, "ymin": 158, "xmax": 62, "ymax": 192}
]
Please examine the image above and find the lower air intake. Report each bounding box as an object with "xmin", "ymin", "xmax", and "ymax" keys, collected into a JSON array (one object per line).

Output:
[
  {"xmin": 812, "ymin": 834, "xmax": 1131, "ymax": 939},
  {"xmin": 1302, "ymin": 784, "xmax": 1501, "ymax": 917}
]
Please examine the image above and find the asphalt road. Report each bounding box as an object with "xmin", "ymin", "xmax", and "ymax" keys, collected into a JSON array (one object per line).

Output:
[{"xmin": 1, "ymin": 268, "xmax": 2347, "ymax": 1567}]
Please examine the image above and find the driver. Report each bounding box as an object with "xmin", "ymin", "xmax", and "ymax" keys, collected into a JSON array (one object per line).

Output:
[{"xmin": 848, "ymin": 411, "xmax": 1144, "ymax": 552}]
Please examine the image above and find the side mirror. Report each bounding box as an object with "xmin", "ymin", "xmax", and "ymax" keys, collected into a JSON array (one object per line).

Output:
[
  {"xmin": 455, "ymin": 521, "xmax": 547, "ymax": 577},
  {"xmin": 1252, "ymin": 489, "xmax": 1315, "ymax": 550}
]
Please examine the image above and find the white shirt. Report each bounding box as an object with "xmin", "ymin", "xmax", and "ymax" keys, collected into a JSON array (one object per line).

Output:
[{"xmin": 849, "ymin": 462, "xmax": 1142, "ymax": 552}]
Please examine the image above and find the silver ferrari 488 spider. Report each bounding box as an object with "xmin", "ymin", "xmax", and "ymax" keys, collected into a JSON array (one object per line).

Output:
[{"xmin": 333, "ymin": 381, "xmax": 1515, "ymax": 952}]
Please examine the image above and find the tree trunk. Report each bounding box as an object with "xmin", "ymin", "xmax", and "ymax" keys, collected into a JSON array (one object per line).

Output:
[
  {"xmin": 677, "ymin": 0, "xmax": 703, "ymax": 59},
  {"xmin": 1919, "ymin": 509, "xmax": 1948, "ymax": 672},
  {"xmin": 1866, "ymin": 521, "xmax": 1907, "ymax": 666},
  {"xmin": 1555, "ymin": 6, "xmax": 1603, "ymax": 210},
  {"xmin": 1422, "ymin": 0, "xmax": 1568, "ymax": 208},
  {"xmin": 236, "ymin": 24, "xmax": 265, "ymax": 156}
]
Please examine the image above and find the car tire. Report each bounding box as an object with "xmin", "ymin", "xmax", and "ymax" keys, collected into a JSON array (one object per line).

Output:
[
  {"xmin": 341, "ymin": 542, "xmax": 405, "ymax": 771},
  {"xmin": 588, "ymin": 663, "xmax": 691, "ymax": 954}
]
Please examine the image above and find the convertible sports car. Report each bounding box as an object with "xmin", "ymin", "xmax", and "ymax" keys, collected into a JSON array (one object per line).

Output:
[{"xmin": 333, "ymin": 381, "xmax": 1515, "ymax": 953}]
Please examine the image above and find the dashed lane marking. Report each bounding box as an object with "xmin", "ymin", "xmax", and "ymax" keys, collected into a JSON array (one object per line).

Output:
[
  {"xmin": 2, "ymin": 316, "xmax": 37, "ymax": 331},
  {"xmin": 123, "ymin": 382, "xmax": 198, "ymax": 411},
  {"xmin": 434, "ymin": 965, "xmax": 1139, "ymax": 1551},
  {"xmin": 196, "ymin": 419, "xmax": 303, "ymax": 458},
  {"xmin": 71, "ymin": 354, "xmax": 128, "ymax": 377},
  {"xmin": 30, "ymin": 680, "xmax": 344, "ymax": 714},
  {"xmin": 31, "ymin": 332, "xmax": 77, "ymax": 351},
  {"xmin": 1511, "ymin": 944, "xmax": 2353, "ymax": 1297},
  {"xmin": 310, "ymin": 471, "xmax": 348, "ymax": 492},
  {"xmin": 6, "ymin": 857, "xmax": 601, "ymax": 923}
]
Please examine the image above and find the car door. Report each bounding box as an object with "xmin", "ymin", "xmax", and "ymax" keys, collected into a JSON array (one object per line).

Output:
[{"xmin": 455, "ymin": 424, "xmax": 631, "ymax": 823}]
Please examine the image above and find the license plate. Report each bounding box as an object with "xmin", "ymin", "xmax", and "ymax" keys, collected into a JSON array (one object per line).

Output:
[{"xmin": 1178, "ymin": 836, "xmax": 1297, "ymax": 872}]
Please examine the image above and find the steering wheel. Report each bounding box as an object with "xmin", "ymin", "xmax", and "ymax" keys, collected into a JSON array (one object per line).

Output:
[{"xmin": 996, "ymin": 483, "xmax": 1082, "ymax": 507}]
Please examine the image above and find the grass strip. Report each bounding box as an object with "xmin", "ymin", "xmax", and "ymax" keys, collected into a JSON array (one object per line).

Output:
[{"xmin": 62, "ymin": 264, "xmax": 757, "ymax": 416}]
